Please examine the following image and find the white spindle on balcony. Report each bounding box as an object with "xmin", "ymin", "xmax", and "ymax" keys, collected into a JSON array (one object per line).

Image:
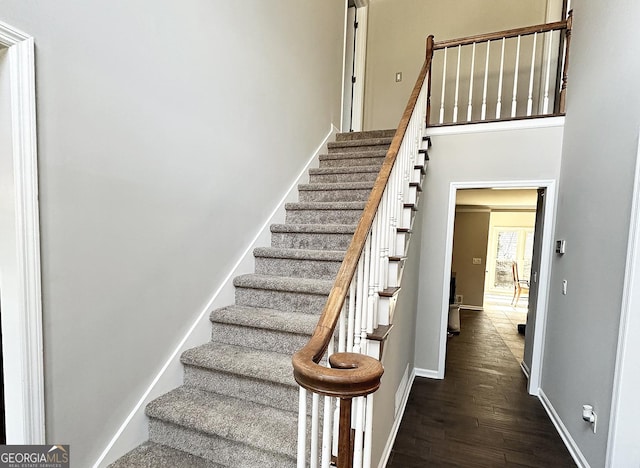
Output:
[
  {"xmin": 467, "ymin": 42, "xmax": 476, "ymax": 121},
  {"xmin": 511, "ymin": 35, "xmax": 521, "ymax": 117},
  {"xmin": 543, "ymin": 30, "xmax": 553, "ymax": 114},
  {"xmin": 527, "ymin": 32, "xmax": 538, "ymax": 116},
  {"xmin": 453, "ymin": 44, "xmax": 461, "ymax": 123},
  {"xmin": 481, "ymin": 40, "xmax": 490, "ymax": 120},
  {"xmin": 496, "ymin": 37, "xmax": 506, "ymax": 119},
  {"xmin": 439, "ymin": 47, "xmax": 447, "ymax": 124}
]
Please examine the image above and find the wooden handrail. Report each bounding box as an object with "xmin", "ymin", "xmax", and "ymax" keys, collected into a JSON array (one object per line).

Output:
[
  {"xmin": 292, "ymin": 49, "xmax": 433, "ymax": 398},
  {"xmin": 433, "ymin": 19, "xmax": 568, "ymax": 50}
]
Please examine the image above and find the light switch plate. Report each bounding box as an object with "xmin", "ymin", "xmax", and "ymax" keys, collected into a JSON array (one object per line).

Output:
[{"xmin": 472, "ymin": 258, "xmax": 482, "ymax": 265}]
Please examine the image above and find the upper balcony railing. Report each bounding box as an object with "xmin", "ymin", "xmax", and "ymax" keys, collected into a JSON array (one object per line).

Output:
[{"xmin": 429, "ymin": 11, "xmax": 572, "ymax": 126}]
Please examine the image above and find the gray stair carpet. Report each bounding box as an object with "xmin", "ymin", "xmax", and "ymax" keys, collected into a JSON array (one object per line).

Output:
[{"xmin": 109, "ymin": 130, "xmax": 392, "ymax": 467}]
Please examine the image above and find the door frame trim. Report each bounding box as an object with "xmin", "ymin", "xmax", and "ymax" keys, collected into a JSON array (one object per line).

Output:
[
  {"xmin": 438, "ymin": 179, "xmax": 556, "ymax": 395},
  {"xmin": 0, "ymin": 20, "xmax": 45, "ymax": 443}
]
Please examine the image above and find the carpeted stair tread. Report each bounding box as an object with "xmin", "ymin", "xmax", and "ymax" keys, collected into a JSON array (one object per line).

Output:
[
  {"xmin": 181, "ymin": 342, "xmax": 295, "ymax": 387},
  {"xmin": 233, "ymin": 273, "xmax": 333, "ymax": 294},
  {"xmin": 335, "ymin": 129, "xmax": 396, "ymax": 141},
  {"xmin": 210, "ymin": 305, "xmax": 317, "ymax": 336},
  {"xmin": 327, "ymin": 137, "xmax": 393, "ymax": 149},
  {"xmin": 146, "ymin": 386, "xmax": 298, "ymax": 458},
  {"xmin": 309, "ymin": 165, "xmax": 382, "ymax": 175},
  {"xmin": 254, "ymin": 247, "xmax": 345, "ymax": 261},
  {"xmin": 271, "ymin": 223, "xmax": 357, "ymax": 234},
  {"xmin": 108, "ymin": 442, "xmax": 221, "ymax": 468},
  {"xmin": 298, "ymin": 181, "xmax": 374, "ymax": 191},
  {"xmin": 319, "ymin": 149, "xmax": 388, "ymax": 161},
  {"xmin": 285, "ymin": 201, "xmax": 366, "ymax": 211}
]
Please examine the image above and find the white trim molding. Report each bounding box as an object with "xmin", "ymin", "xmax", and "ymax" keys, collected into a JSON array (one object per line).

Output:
[
  {"xmin": 539, "ymin": 389, "xmax": 590, "ymax": 468},
  {"xmin": 428, "ymin": 116, "xmax": 565, "ymax": 137},
  {"xmin": 606, "ymin": 129, "xmax": 640, "ymax": 467},
  {"xmin": 438, "ymin": 180, "xmax": 557, "ymax": 394},
  {"xmin": 0, "ymin": 20, "xmax": 45, "ymax": 444},
  {"xmin": 414, "ymin": 367, "xmax": 441, "ymax": 380}
]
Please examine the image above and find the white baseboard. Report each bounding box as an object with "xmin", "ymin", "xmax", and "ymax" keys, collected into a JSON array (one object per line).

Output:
[
  {"xmin": 460, "ymin": 304, "xmax": 483, "ymax": 311},
  {"xmin": 377, "ymin": 368, "xmax": 416, "ymax": 468},
  {"xmin": 93, "ymin": 124, "xmax": 338, "ymax": 468},
  {"xmin": 520, "ymin": 360, "xmax": 530, "ymax": 379},
  {"xmin": 414, "ymin": 367, "xmax": 442, "ymax": 379},
  {"xmin": 538, "ymin": 389, "xmax": 591, "ymax": 468}
]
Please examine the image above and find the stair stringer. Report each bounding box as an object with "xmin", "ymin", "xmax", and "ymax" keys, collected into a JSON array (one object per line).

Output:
[{"xmin": 94, "ymin": 125, "xmax": 338, "ymax": 468}]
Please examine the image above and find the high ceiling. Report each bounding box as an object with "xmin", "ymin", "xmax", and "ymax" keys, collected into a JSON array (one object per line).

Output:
[{"xmin": 456, "ymin": 188, "xmax": 538, "ymax": 209}]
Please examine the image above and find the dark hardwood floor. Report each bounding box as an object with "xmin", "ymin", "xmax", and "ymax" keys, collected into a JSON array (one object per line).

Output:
[{"xmin": 387, "ymin": 309, "xmax": 575, "ymax": 467}]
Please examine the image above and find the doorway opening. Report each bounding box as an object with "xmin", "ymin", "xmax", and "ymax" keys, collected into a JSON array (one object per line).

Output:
[{"xmin": 440, "ymin": 180, "xmax": 556, "ymax": 395}]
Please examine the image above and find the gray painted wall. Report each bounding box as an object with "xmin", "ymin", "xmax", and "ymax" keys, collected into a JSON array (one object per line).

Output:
[
  {"xmin": 414, "ymin": 124, "xmax": 564, "ymax": 373},
  {"xmin": 0, "ymin": 1, "xmax": 345, "ymax": 466},
  {"xmin": 370, "ymin": 202, "xmax": 423, "ymax": 467},
  {"xmin": 541, "ymin": 2, "xmax": 640, "ymax": 466}
]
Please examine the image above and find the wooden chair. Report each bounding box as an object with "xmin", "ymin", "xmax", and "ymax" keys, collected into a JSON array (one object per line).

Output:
[{"xmin": 511, "ymin": 261, "xmax": 529, "ymax": 306}]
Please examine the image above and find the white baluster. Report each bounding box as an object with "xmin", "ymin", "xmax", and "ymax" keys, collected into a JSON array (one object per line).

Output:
[
  {"xmin": 353, "ymin": 396, "xmax": 365, "ymax": 468},
  {"xmin": 310, "ymin": 392, "xmax": 320, "ymax": 468},
  {"xmin": 527, "ymin": 32, "xmax": 538, "ymax": 116},
  {"xmin": 297, "ymin": 388, "xmax": 307, "ymax": 468},
  {"xmin": 345, "ymin": 278, "xmax": 355, "ymax": 352},
  {"xmin": 543, "ymin": 30, "xmax": 553, "ymax": 114},
  {"xmin": 363, "ymin": 394, "xmax": 374, "ymax": 468},
  {"xmin": 481, "ymin": 40, "xmax": 490, "ymax": 120},
  {"xmin": 339, "ymin": 301, "xmax": 346, "ymax": 353},
  {"xmin": 439, "ymin": 47, "xmax": 447, "ymax": 124},
  {"xmin": 352, "ymin": 255, "xmax": 365, "ymax": 352},
  {"xmin": 453, "ymin": 44, "xmax": 461, "ymax": 123},
  {"xmin": 496, "ymin": 37, "xmax": 505, "ymax": 119},
  {"xmin": 511, "ymin": 35, "xmax": 521, "ymax": 118},
  {"xmin": 467, "ymin": 42, "xmax": 476, "ymax": 121},
  {"xmin": 321, "ymin": 339, "xmax": 335, "ymax": 468}
]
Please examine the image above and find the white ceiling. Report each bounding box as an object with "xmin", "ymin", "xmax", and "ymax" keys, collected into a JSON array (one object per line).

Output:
[{"xmin": 455, "ymin": 188, "xmax": 538, "ymax": 209}]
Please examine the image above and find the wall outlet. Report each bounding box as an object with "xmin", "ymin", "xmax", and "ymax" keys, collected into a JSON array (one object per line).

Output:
[
  {"xmin": 472, "ymin": 257, "xmax": 482, "ymax": 265},
  {"xmin": 455, "ymin": 295, "xmax": 463, "ymax": 304}
]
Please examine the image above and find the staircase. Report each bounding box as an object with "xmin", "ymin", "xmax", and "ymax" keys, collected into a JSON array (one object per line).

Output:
[{"xmin": 109, "ymin": 130, "xmax": 396, "ymax": 468}]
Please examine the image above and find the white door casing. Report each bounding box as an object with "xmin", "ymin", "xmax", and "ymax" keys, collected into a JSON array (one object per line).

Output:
[{"xmin": 0, "ymin": 20, "xmax": 45, "ymax": 444}]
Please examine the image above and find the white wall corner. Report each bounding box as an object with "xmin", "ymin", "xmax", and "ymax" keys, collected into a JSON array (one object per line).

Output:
[
  {"xmin": 0, "ymin": 20, "xmax": 45, "ymax": 445},
  {"xmin": 377, "ymin": 367, "xmax": 416, "ymax": 468},
  {"xmin": 93, "ymin": 125, "xmax": 338, "ymax": 468},
  {"xmin": 538, "ymin": 389, "xmax": 591, "ymax": 468},
  {"xmin": 414, "ymin": 367, "xmax": 442, "ymax": 380}
]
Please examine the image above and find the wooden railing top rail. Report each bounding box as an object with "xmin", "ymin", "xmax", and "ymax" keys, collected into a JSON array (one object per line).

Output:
[
  {"xmin": 292, "ymin": 37, "xmax": 435, "ymax": 399},
  {"xmin": 433, "ymin": 18, "xmax": 568, "ymax": 50}
]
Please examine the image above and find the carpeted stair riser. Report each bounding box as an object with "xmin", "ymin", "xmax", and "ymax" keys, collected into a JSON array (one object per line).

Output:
[
  {"xmin": 319, "ymin": 151, "xmax": 387, "ymax": 168},
  {"xmin": 270, "ymin": 224, "xmax": 357, "ymax": 251},
  {"xmin": 298, "ymin": 185, "xmax": 373, "ymax": 203},
  {"xmin": 335, "ymin": 129, "xmax": 396, "ymax": 141},
  {"xmin": 270, "ymin": 232, "xmax": 353, "ymax": 250},
  {"xmin": 285, "ymin": 206, "xmax": 364, "ymax": 225},
  {"xmin": 209, "ymin": 305, "xmax": 317, "ymax": 354},
  {"xmin": 148, "ymin": 420, "xmax": 295, "ymax": 468},
  {"xmin": 211, "ymin": 320, "xmax": 311, "ymax": 355},
  {"xmin": 327, "ymin": 137, "xmax": 393, "ymax": 153},
  {"xmin": 235, "ymin": 287, "xmax": 328, "ymax": 314},
  {"xmin": 108, "ymin": 442, "xmax": 222, "ymax": 468},
  {"xmin": 181, "ymin": 344, "xmax": 299, "ymax": 412},
  {"xmin": 146, "ymin": 387, "xmax": 299, "ymax": 466},
  {"xmin": 308, "ymin": 166, "xmax": 381, "ymax": 183},
  {"xmin": 254, "ymin": 256, "xmax": 343, "ymax": 280}
]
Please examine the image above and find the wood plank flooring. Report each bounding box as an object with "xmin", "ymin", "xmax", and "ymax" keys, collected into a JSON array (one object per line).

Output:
[{"xmin": 387, "ymin": 309, "xmax": 575, "ymax": 467}]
